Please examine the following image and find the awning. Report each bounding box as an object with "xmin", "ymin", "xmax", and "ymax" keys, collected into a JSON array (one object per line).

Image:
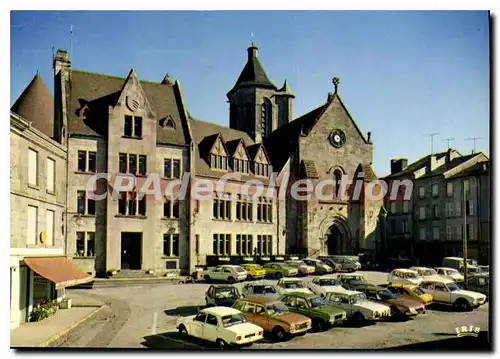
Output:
[{"xmin": 23, "ymin": 257, "xmax": 93, "ymax": 289}]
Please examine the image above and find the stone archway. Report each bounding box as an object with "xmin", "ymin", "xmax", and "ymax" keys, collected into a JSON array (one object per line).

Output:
[
  {"xmin": 327, "ymin": 224, "xmax": 343, "ymax": 255},
  {"xmin": 319, "ymin": 215, "xmax": 353, "ymax": 255}
]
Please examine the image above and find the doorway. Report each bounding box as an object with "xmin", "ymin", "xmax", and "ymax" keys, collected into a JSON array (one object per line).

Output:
[
  {"xmin": 121, "ymin": 232, "xmax": 142, "ymax": 270},
  {"xmin": 327, "ymin": 225, "xmax": 343, "ymax": 255}
]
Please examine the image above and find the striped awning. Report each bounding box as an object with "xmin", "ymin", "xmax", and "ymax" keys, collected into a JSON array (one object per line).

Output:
[{"xmin": 23, "ymin": 257, "xmax": 93, "ymax": 289}]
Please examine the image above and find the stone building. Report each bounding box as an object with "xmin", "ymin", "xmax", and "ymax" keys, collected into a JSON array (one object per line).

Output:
[
  {"xmin": 383, "ymin": 149, "xmax": 490, "ymax": 266},
  {"xmin": 11, "ymin": 44, "xmax": 381, "ymax": 278},
  {"xmin": 10, "ymin": 74, "xmax": 91, "ymax": 329}
]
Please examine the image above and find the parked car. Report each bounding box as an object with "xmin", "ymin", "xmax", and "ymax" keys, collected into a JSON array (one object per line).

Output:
[
  {"xmin": 262, "ymin": 262, "xmax": 298, "ymax": 278},
  {"xmin": 478, "ymin": 265, "xmax": 489, "ymax": 274},
  {"xmin": 387, "ymin": 269, "xmax": 423, "ymax": 285},
  {"xmin": 419, "ymin": 277, "xmax": 487, "ymax": 310},
  {"xmin": 385, "ymin": 284, "xmax": 433, "ymax": 306},
  {"xmin": 241, "ymin": 283, "xmax": 280, "ymax": 300},
  {"xmin": 203, "ymin": 265, "xmax": 247, "ymax": 284},
  {"xmin": 332, "ymin": 257, "xmax": 361, "ymax": 272},
  {"xmin": 285, "ymin": 260, "xmax": 315, "ymax": 276},
  {"xmin": 460, "ymin": 265, "xmax": 480, "ymax": 275},
  {"xmin": 205, "ymin": 285, "xmax": 242, "ymax": 307},
  {"xmin": 307, "ymin": 275, "xmax": 343, "ymax": 297},
  {"xmin": 434, "ymin": 267, "xmax": 464, "ymax": 283},
  {"xmin": 337, "ymin": 273, "xmax": 371, "ymax": 291},
  {"xmin": 410, "ymin": 267, "xmax": 438, "ymax": 278},
  {"xmin": 466, "ymin": 273, "xmax": 489, "ymax": 298},
  {"xmin": 318, "ymin": 257, "xmax": 342, "ymax": 272},
  {"xmin": 240, "ymin": 264, "xmax": 266, "ymax": 281},
  {"xmin": 302, "ymin": 258, "xmax": 333, "ymax": 274},
  {"xmin": 176, "ymin": 306, "xmax": 264, "ymax": 348},
  {"xmin": 442, "ymin": 257, "xmax": 478, "ymax": 271},
  {"xmin": 324, "ymin": 288, "xmax": 391, "ymax": 324},
  {"xmin": 276, "ymin": 278, "xmax": 313, "ymax": 295},
  {"xmin": 360, "ymin": 285, "xmax": 426, "ymax": 317},
  {"xmin": 233, "ymin": 297, "xmax": 311, "ymax": 341},
  {"xmin": 279, "ymin": 292, "xmax": 347, "ymax": 331}
]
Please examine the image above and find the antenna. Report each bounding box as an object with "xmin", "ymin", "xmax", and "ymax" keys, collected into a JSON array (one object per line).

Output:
[
  {"xmin": 52, "ymin": 46, "xmax": 55, "ymax": 69},
  {"xmin": 442, "ymin": 137, "xmax": 455, "ymax": 150},
  {"xmin": 465, "ymin": 137, "xmax": 483, "ymax": 154},
  {"xmin": 69, "ymin": 24, "xmax": 73, "ymax": 61},
  {"xmin": 424, "ymin": 133, "xmax": 440, "ymax": 154}
]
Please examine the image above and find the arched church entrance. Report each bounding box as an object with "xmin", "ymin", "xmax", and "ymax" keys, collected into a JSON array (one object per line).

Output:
[{"xmin": 327, "ymin": 224, "xmax": 343, "ymax": 255}]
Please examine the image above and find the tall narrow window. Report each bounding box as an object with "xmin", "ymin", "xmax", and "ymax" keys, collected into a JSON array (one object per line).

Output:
[
  {"xmin": 28, "ymin": 149, "xmax": 38, "ymax": 186},
  {"xmin": 45, "ymin": 210, "xmax": 54, "ymax": 246},
  {"xmin": 128, "ymin": 193, "xmax": 136, "ymax": 215},
  {"xmin": 88, "ymin": 151, "xmax": 96, "ymax": 172},
  {"xmin": 77, "ymin": 191, "xmax": 86, "ymax": 215},
  {"xmin": 164, "ymin": 159, "xmax": 172, "ymax": 178},
  {"xmin": 261, "ymin": 99, "xmax": 271, "ymax": 138},
  {"xmin": 432, "ymin": 184, "xmax": 439, "ymax": 197},
  {"xmin": 76, "ymin": 232, "xmax": 85, "ymax": 256},
  {"xmin": 173, "ymin": 159, "xmax": 180, "ymax": 178},
  {"xmin": 119, "ymin": 153, "xmax": 127, "ymax": 173},
  {"xmin": 173, "ymin": 200, "xmax": 180, "ymax": 218},
  {"xmin": 124, "ymin": 115, "xmax": 133, "ymax": 137},
  {"xmin": 446, "ymin": 182, "xmax": 453, "ymax": 197},
  {"xmin": 118, "ymin": 192, "xmax": 127, "ymax": 215},
  {"xmin": 138, "ymin": 155, "xmax": 147, "ymax": 175},
  {"xmin": 172, "ymin": 234, "xmax": 179, "ymax": 256},
  {"xmin": 47, "ymin": 158, "xmax": 55, "ymax": 193},
  {"xmin": 87, "ymin": 232, "xmax": 95, "ymax": 257},
  {"xmin": 138, "ymin": 195, "xmax": 146, "ymax": 215},
  {"xmin": 88, "ymin": 196, "xmax": 96, "ymax": 215},
  {"xmin": 134, "ymin": 117, "xmax": 143, "ymax": 137},
  {"xmin": 333, "ymin": 169, "xmax": 342, "ymax": 198},
  {"xmin": 27, "ymin": 206, "xmax": 37, "ymax": 245},
  {"xmin": 128, "ymin": 154, "xmax": 137, "ymax": 174},
  {"xmin": 78, "ymin": 151, "xmax": 87, "ymax": 172}
]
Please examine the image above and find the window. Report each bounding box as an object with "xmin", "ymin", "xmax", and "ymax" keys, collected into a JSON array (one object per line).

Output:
[
  {"xmin": 446, "ymin": 182, "xmax": 453, "ymax": 197},
  {"xmin": 418, "ymin": 186, "xmax": 425, "ymax": 199},
  {"xmin": 213, "ymin": 234, "xmax": 231, "ymax": 255},
  {"xmin": 403, "ymin": 201, "xmax": 409, "ymax": 214},
  {"xmin": 78, "ymin": 151, "xmax": 87, "ymax": 172},
  {"xmin": 173, "ymin": 159, "xmax": 180, "ymax": 178},
  {"xmin": 27, "ymin": 205, "xmax": 38, "ymax": 245},
  {"xmin": 257, "ymin": 197, "xmax": 273, "ymax": 222},
  {"xmin": 254, "ymin": 162, "xmax": 271, "ymax": 177},
  {"xmin": 232, "ymin": 158, "xmax": 249, "ymax": 174},
  {"xmin": 236, "ymin": 195, "xmax": 253, "ymax": 221},
  {"xmin": 445, "ymin": 202, "xmax": 454, "ymax": 218},
  {"xmin": 433, "ymin": 227, "xmax": 440, "ymax": 240},
  {"xmin": 446, "ymin": 226, "xmax": 452, "ymax": 241},
  {"xmin": 467, "ymin": 224, "xmax": 474, "ymax": 240},
  {"xmin": 164, "ymin": 198, "xmax": 180, "ymax": 218},
  {"xmin": 119, "ymin": 153, "xmax": 127, "ymax": 173},
  {"xmin": 390, "ymin": 202, "xmax": 396, "ymax": 214},
  {"xmin": 466, "ymin": 200, "xmax": 474, "ymax": 216},
  {"xmin": 75, "ymin": 232, "xmax": 95, "ymax": 257},
  {"xmin": 46, "ymin": 158, "xmax": 55, "ymax": 193},
  {"xmin": 419, "ymin": 206, "xmax": 426, "ymax": 220},
  {"xmin": 195, "ymin": 234, "xmax": 200, "ymax": 255},
  {"xmin": 45, "ymin": 210, "xmax": 54, "ymax": 246},
  {"xmin": 211, "ymin": 155, "xmax": 228, "ymax": 171},
  {"xmin": 77, "ymin": 151, "xmax": 96, "ymax": 172},
  {"xmin": 419, "ymin": 227, "xmax": 426, "ymax": 241},
  {"xmin": 206, "ymin": 314, "xmax": 218, "ymax": 326},
  {"xmin": 138, "ymin": 155, "xmax": 147, "ymax": 175},
  {"xmin": 88, "ymin": 152, "xmax": 96, "ymax": 172},
  {"xmin": 213, "ymin": 194, "xmax": 231, "ymax": 220},
  {"xmin": 124, "ymin": 115, "xmax": 142, "ymax": 138},
  {"xmin": 236, "ymin": 234, "xmax": 253, "ymax": 255},
  {"xmin": 77, "ymin": 191, "xmax": 86, "ymax": 214},
  {"xmin": 432, "ymin": 184, "xmax": 439, "ymax": 197},
  {"xmin": 402, "ymin": 220, "xmax": 408, "ymax": 234},
  {"xmin": 163, "ymin": 234, "xmax": 180, "ymax": 257},
  {"xmin": 194, "ymin": 312, "xmax": 207, "ymax": 323},
  {"xmin": 257, "ymin": 235, "xmax": 272, "ymax": 255},
  {"xmin": 432, "ymin": 204, "xmax": 439, "ymax": 219},
  {"xmin": 28, "ymin": 148, "xmax": 38, "ymax": 186},
  {"xmin": 119, "ymin": 153, "xmax": 146, "ymax": 175},
  {"xmin": 463, "ymin": 179, "xmax": 470, "ymax": 198},
  {"xmin": 164, "ymin": 158, "xmax": 181, "ymax": 178},
  {"xmin": 118, "ymin": 191, "xmax": 146, "ymax": 216},
  {"xmin": 129, "ymin": 154, "xmax": 137, "ymax": 175},
  {"xmin": 456, "ymin": 201, "xmax": 462, "ymax": 217}
]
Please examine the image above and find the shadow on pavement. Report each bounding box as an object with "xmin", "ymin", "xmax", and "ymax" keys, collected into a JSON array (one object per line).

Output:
[
  {"xmin": 426, "ymin": 303, "xmax": 471, "ymax": 313},
  {"xmin": 383, "ymin": 331, "xmax": 491, "ymax": 351},
  {"xmin": 141, "ymin": 331, "xmax": 211, "ymax": 350},
  {"xmin": 164, "ymin": 305, "xmax": 206, "ymax": 317}
]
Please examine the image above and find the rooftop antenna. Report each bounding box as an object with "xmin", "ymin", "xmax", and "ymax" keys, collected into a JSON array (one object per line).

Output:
[
  {"xmin": 424, "ymin": 133, "xmax": 440, "ymax": 154},
  {"xmin": 52, "ymin": 46, "xmax": 55, "ymax": 70},
  {"xmin": 465, "ymin": 137, "xmax": 483, "ymax": 154},
  {"xmin": 442, "ymin": 137, "xmax": 455, "ymax": 150},
  {"xmin": 69, "ymin": 24, "xmax": 73, "ymax": 62}
]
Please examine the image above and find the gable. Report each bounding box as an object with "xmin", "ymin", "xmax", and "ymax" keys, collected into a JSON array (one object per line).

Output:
[
  {"xmin": 234, "ymin": 141, "xmax": 249, "ymax": 160},
  {"xmin": 209, "ymin": 135, "xmax": 228, "ymax": 157},
  {"xmin": 115, "ymin": 69, "xmax": 155, "ymax": 119}
]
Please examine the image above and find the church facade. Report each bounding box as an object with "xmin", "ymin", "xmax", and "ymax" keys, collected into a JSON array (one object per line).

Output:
[{"xmin": 11, "ymin": 45, "xmax": 383, "ymax": 276}]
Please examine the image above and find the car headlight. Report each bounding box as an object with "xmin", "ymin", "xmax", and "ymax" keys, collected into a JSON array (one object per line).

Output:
[
  {"xmin": 471, "ymin": 298, "xmax": 478, "ymax": 305},
  {"xmin": 290, "ymin": 324, "xmax": 296, "ymax": 331},
  {"xmin": 408, "ymin": 307, "xmax": 417, "ymax": 314}
]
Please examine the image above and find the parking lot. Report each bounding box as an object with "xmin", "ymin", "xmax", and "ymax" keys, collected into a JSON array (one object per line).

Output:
[{"xmin": 63, "ymin": 271, "xmax": 489, "ymax": 349}]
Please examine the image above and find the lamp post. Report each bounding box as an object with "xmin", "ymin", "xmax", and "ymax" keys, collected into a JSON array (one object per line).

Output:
[{"xmin": 462, "ymin": 180, "xmax": 468, "ymax": 289}]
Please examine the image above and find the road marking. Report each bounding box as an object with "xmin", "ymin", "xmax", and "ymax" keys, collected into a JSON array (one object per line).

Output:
[
  {"xmin": 152, "ymin": 311, "xmax": 158, "ymax": 335},
  {"xmin": 157, "ymin": 334, "xmax": 205, "ymax": 349}
]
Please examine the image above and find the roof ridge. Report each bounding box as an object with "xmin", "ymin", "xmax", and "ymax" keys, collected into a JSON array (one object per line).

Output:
[
  {"xmin": 189, "ymin": 117, "xmax": 251, "ymax": 138},
  {"xmin": 71, "ymin": 69, "xmax": 169, "ymax": 86}
]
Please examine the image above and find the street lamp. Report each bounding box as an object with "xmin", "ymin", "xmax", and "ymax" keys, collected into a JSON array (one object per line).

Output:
[{"xmin": 462, "ymin": 180, "xmax": 468, "ymax": 289}]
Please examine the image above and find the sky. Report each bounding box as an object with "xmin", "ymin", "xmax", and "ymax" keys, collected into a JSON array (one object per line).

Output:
[{"xmin": 10, "ymin": 11, "xmax": 490, "ymax": 176}]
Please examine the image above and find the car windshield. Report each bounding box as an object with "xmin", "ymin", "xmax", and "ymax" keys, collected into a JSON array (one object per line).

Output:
[
  {"xmin": 424, "ymin": 269, "xmax": 437, "ymax": 276},
  {"xmin": 251, "ymin": 265, "xmax": 263, "ymax": 270},
  {"xmin": 283, "ymin": 281, "xmax": 305, "ymax": 289},
  {"xmin": 286, "ymin": 262, "xmax": 299, "ymax": 267},
  {"xmin": 252, "ymin": 285, "xmax": 276, "ymax": 294},
  {"xmin": 310, "ymin": 296, "xmax": 326, "ymax": 308},
  {"xmin": 221, "ymin": 313, "xmax": 247, "ymax": 328},
  {"xmin": 351, "ymin": 293, "xmax": 367, "ymax": 303},
  {"xmin": 446, "ymin": 282, "xmax": 460, "ymax": 292},
  {"xmin": 344, "ymin": 276, "xmax": 364, "ymax": 284},
  {"xmin": 412, "ymin": 287, "xmax": 425, "ymax": 295},
  {"xmin": 214, "ymin": 288, "xmax": 238, "ymax": 299},
  {"xmin": 377, "ymin": 289, "xmax": 396, "ymax": 300},
  {"xmin": 400, "ymin": 272, "xmax": 418, "ymax": 279},
  {"xmin": 235, "ymin": 267, "xmax": 245, "ymax": 273},
  {"xmin": 447, "ymin": 269, "xmax": 460, "ymax": 275},
  {"xmin": 266, "ymin": 303, "xmax": 288, "ymax": 316},
  {"xmin": 319, "ymin": 279, "xmax": 339, "ymax": 286}
]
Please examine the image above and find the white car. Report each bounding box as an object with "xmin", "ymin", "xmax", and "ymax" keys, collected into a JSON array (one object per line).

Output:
[
  {"xmin": 324, "ymin": 287, "xmax": 391, "ymax": 323},
  {"xmin": 203, "ymin": 265, "xmax": 247, "ymax": 284},
  {"xmin": 410, "ymin": 267, "xmax": 438, "ymax": 278},
  {"xmin": 285, "ymin": 260, "xmax": 315, "ymax": 276},
  {"xmin": 307, "ymin": 275, "xmax": 343, "ymax": 297},
  {"xmin": 276, "ymin": 278, "xmax": 313, "ymax": 295},
  {"xmin": 176, "ymin": 306, "xmax": 264, "ymax": 348},
  {"xmin": 387, "ymin": 269, "xmax": 422, "ymax": 285},
  {"xmin": 434, "ymin": 267, "xmax": 464, "ymax": 283},
  {"xmin": 419, "ymin": 278, "xmax": 486, "ymax": 310}
]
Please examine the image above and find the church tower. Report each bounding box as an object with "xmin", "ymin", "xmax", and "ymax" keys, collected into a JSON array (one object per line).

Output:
[{"xmin": 227, "ymin": 44, "xmax": 294, "ymax": 143}]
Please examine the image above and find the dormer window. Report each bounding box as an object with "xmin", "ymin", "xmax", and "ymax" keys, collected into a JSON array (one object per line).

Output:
[
  {"xmin": 211, "ymin": 154, "xmax": 227, "ymax": 170},
  {"xmin": 160, "ymin": 116, "xmax": 175, "ymax": 129},
  {"xmin": 254, "ymin": 162, "xmax": 271, "ymax": 177},
  {"xmin": 232, "ymin": 158, "xmax": 249, "ymax": 174},
  {"xmin": 124, "ymin": 115, "xmax": 142, "ymax": 138},
  {"xmin": 209, "ymin": 135, "xmax": 228, "ymax": 171}
]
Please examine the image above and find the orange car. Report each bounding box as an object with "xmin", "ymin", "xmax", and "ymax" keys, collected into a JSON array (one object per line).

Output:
[{"xmin": 233, "ymin": 297, "xmax": 311, "ymax": 341}]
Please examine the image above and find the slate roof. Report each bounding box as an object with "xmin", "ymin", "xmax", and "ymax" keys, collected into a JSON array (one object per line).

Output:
[
  {"xmin": 11, "ymin": 73, "xmax": 54, "ymax": 138},
  {"xmin": 302, "ymin": 160, "xmax": 319, "ymax": 179},
  {"xmin": 383, "ymin": 151, "xmax": 450, "ymax": 179},
  {"xmin": 227, "ymin": 45, "xmax": 277, "ymax": 96},
  {"xmin": 67, "ymin": 69, "xmax": 190, "ymax": 146},
  {"xmin": 448, "ymin": 157, "xmax": 489, "ymax": 179},
  {"xmin": 420, "ymin": 153, "xmax": 477, "ymax": 178}
]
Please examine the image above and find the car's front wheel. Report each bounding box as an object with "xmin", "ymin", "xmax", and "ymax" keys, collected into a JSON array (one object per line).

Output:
[
  {"xmin": 273, "ymin": 326, "xmax": 286, "ymax": 341},
  {"xmin": 353, "ymin": 312, "xmax": 365, "ymax": 326},
  {"xmin": 216, "ymin": 339, "xmax": 228, "ymax": 349},
  {"xmin": 247, "ymin": 275, "xmax": 254, "ymax": 281},
  {"xmin": 227, "ymin": 277, "xmax": 235, "ymax": 284},
  {"xmin": 204, "ymin": 275, "xmax": 211, "ymax": 282},
  {"xmin": 313, "ymin": 318, "xmax": 327, "ymax": 332},
  {"xmin": 454, "ymin": 298, "xmax": 471, "ymax": 311},
  {"xmin": 178, "ymin": 324, "xmax": 188, "ymax": 337},
  {"xmin": 275, "ymin": 272, "xmax": 283, "ymax": 279}
]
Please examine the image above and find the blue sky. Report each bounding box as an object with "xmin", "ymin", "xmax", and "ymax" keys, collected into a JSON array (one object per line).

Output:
[{"xmin": 10, "ymin": 11, "xmax": 490, "ymax": 176}]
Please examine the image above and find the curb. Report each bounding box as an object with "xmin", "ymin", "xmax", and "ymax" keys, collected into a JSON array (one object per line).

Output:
[
  {"xmin": 37, "ymin": 305, "xmax": 105, "ymax": 347},
  {"xmin": 71, "ymin": 302, "xmax": 103, "ymax": 308}
]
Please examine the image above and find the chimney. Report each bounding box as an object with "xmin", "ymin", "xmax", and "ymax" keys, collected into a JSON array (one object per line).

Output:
[
  {"xmin": 430, "ymin": 155, "xmax": 438, "ymax": 171},
  {"xmin": 390, "ymin": 158, "xmax": 408, "ymax": 174},
  {"xmin": 247, "ymin": 44, "xmax": 258, "ymax": 60},
  {"xmin": 54, "ymin": 48, "xmax": 71, "ymax": 76}
]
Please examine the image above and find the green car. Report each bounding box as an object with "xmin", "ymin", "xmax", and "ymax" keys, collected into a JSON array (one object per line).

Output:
[
  {"xmin": 279, "ymin": 292, "xmax": 347, "ymax": 331},
  {"xmin": 262, "ymin": 262, "xmax": 299, "ymax": 278}
]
